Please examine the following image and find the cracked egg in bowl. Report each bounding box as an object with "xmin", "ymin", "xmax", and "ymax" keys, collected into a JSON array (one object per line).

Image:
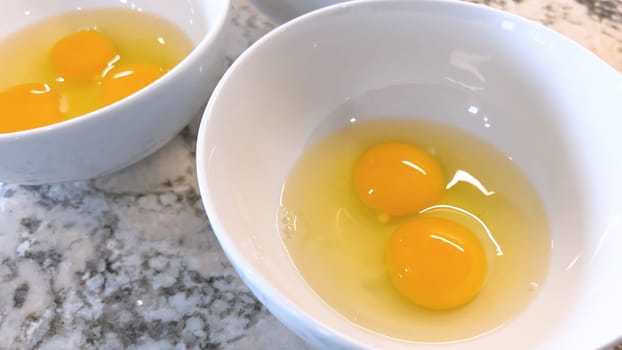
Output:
[{"xmin": 197, "ymin": 1, "xmax": 622, "ymax": 349}]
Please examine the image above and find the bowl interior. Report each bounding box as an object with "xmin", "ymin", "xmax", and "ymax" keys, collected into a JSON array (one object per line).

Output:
[
  {"xmin": 0, "ymin": 0, "xmax": 229, "ymax": 184},
  {"xmin": 198, "ymin": 1, "xmax": 622, "ymax": 349}
]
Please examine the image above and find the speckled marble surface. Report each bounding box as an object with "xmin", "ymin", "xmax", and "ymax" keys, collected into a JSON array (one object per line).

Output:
[{"xmin": 0, "ymin": 0, "xmax": 621, "ymax": 349}]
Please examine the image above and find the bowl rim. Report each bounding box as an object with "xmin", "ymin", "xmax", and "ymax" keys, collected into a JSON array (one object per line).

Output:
[
  {"xmin": 197, "ymin": 0, "xmax": 622, "ymax": 348},
  {"xmin": 0, "ymin": 0, "xmax": 230, "ymax": 140}
]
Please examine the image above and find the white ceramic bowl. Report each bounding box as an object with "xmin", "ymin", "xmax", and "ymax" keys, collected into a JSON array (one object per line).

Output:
[
  {"xmin": 250, "ymin": 0, "xmax": 348, "ymax": 24},
  {"xmin": 197, "ymin": 1, "xmax": 622, "ymax": 349},
  {"xmin": 0, "ymin": 0, "xmax": 229, "ymax": 184}
]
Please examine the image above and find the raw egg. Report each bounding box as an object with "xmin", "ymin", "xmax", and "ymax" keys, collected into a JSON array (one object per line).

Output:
[
  {"xmin": 102, "ymin": 63, "xmax": 164, "ymax": 105},
  {"xmin": 0, "ymin": 8, "xmax": 193, "ymax": 133},
  {"xmin": 353, "ymin": 141, "xmax": 444, "ymax": 217},
  {"xmin": 387, "ymin": 216, "xmax": 488, "ymax": 310},
  {"xmin": 0, "ymin": 83, "xmax": 64, "ymax": 133},
  {"xmin": 50, "ymin": 30, "xmax": 117, "ymax": 82},
  {"xmin": 280, "ymin": 117, "xmax": 550, "ymax": 342}
]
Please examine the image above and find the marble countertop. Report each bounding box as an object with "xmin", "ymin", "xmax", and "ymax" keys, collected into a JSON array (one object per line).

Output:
[{"xmin": 0, "ymin": 0, "xmax": 621, "ymax": 349}]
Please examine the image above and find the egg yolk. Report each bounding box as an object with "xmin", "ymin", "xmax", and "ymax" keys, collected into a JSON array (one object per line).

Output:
[
  {"xmin": 387, "ymin": 217, "xmax": 488, "ymax": 310},
  {"xmin": 50, "ymin": 30, "xmax": 117, "ymax": 82},
  {"xmin": 353, "ymin": 141, "xmax": 444, "ymax": 217},
  {"xmin": 0, "ymin": 83, "xmax": 64, "ymax": 133},
  {"xmin": 101, "ymin": 63, "xmax": 164, "ymax": 105}
]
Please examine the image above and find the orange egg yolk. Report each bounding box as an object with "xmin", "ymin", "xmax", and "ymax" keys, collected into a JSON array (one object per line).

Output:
[
  {"xmin": 101, "ymin": 63, "xmax": 164, "ymax": 105},
  {"xmin": 50, "ymin": 30, "xmax": 117, "ymax": 82},
  {"xmin": 0, "ymin": 83, "xmax": 64, "ymax": 133},
  {"xmin": 353, "ymin": 141, "xmax": 444, "ymax": 217},
  {"xmin": 387, "ymin": 217, "xmax": 488, "ymax": 310}
]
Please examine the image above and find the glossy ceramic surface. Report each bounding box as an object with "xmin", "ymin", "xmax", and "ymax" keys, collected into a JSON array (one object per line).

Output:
[
  {"xmin": 0, "ymin": 0, "xmax": 230, "ymax": 184},
  {"xmin": 250, "ymin": 0, "xmax": 348, "ymax": 23},
  {"xmin": 197, "ymin": 0, "xmax": 622, "ymax": 349}
]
